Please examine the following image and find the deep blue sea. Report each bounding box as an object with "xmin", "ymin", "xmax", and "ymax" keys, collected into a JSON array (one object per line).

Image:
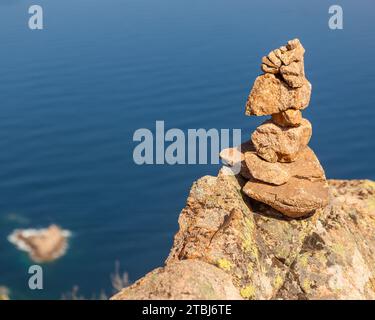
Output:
[{"xmin": 0, "ymin": 0, "xmax": 374, "ymax": 299}]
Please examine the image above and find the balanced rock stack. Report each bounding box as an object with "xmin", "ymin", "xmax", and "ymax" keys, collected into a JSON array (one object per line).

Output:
[{"xmin": 221, "ymin": 39, "xmax": 329, "ymax": 218}]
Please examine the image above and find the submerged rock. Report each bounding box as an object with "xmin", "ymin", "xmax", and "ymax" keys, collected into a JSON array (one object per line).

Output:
[{"xmin": 8, "ymin": 224, "xmax": 70, "ymax": 263}]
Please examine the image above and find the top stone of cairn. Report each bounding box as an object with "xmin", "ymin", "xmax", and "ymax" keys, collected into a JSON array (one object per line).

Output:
[{"xmin": 245, "ymin": 39, "xmax": 312, "ymax": 116}]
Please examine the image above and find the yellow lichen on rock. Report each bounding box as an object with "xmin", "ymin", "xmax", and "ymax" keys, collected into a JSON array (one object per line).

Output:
[
  {"xmin": 111, "ymin": 173, "xmax": 375, "ymax": 300},
  {"xmin": 217, "ymin": 258, "xmax": 233, "ymax": 271},
  {"xmin": 240, "ymin": 285, "xmax": 256, "ymax": 299}
]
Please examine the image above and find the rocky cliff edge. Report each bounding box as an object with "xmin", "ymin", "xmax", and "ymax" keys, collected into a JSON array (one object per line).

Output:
[{"xmin": 112, "ymin": 169, "xmax": 375, "ymax": 300}]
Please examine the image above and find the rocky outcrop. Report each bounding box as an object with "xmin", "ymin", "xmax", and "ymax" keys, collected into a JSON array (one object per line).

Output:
[
  {"xmin": 8, "ymin": 225, "xmax": 70, "ymax": 263},
  {"xmin": 112, "ymin": 173, "xmax": 375, "ymax": 300},
  {"xmin": 111, "ymin": 259, "xmax": 242, "ymax": 300},
  {"xmin": 111, "ymin": 39, "xmax": 374, "ymax": 300}
]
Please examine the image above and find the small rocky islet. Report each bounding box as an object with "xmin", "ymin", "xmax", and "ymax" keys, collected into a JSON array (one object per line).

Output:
[
  {"xmin": 8, "ymin": 224, "xmax": 70, "ymax": 263},
  {"xmin": 220, "ymin": 38, "xmax": 329, "ymax": 218}
]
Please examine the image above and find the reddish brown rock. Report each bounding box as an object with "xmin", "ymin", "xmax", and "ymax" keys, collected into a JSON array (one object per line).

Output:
[
  {"xmin": 261, "ymin": 39, "xmax": 304, "ymax": 72},
  {"xmin": 245, "ymin": 73, "xmax": 311, "ymax": 116},
  {"xmin": 111, "ymin": 39, "xmax": 375, "ymax": 300},
  {"xmin": 272, "ymin": 109, "xmax": 303, "ymax": 127},
  {"xmin": 220, "ymin": 141, "xmax": 324, "ymax": 183},
  {"xmin": 111, "ymin": 259, "xmax": 242, "ymax": 300},
  {"xmin": 251, "ymin": 118, "xmax": 312, "ymax": 163},
  {"xmin": 260, "ymin": 39, "xmax": 306, "ymax": 89},
  {"xmin": 280, "ymin": 61, "xmax": 305, "ymax": 88},
  {"xmin": 261, "ymin": 62, "xmax": 278, "ymax": 74},
  {"xmin": 244, "ymin": 152, "xmax": 290, "ymax": 185},
  {"xmin": 242, "ymin": 146, "xmax": 328, "ymax": 218},
  {"xmin": 280, "ymin": 39, "xmax": 305, "ymax": 66},
  {"xmin": 112, "ymin": 176, "xmax": 375, "ymax": 300}
]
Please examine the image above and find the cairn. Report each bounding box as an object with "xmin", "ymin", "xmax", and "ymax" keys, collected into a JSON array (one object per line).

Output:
[{"xmin": 221, "ymin": 39, "xmax": 329, "ymax": 218}]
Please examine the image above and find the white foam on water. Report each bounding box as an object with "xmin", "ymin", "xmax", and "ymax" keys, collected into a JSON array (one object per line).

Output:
[{"xmin": 7, "ymin": 227, "xmax": 72, "ymax": 259}]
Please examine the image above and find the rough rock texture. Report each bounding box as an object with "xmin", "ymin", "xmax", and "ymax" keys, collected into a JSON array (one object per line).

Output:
[
  {"xmin": 222, "ymin": 141, "xmax": 329, "ymax": 217},
  {"xmin": 112, "ymin": 173, "xmax": 375, "ymax": 300},
  {"xmin": 243, "ymin": 176, "xmax": 329, "ymax": 218},
  {"xmin": 276, "ymin": 180, "xmax": 375, "ymax": 299},
  {"xmin": 251, "ymin": 118, "xmax": 312, "ymax": 163},
  {"xmin": 272, "ymin": 109, "xmax": 302, "ymax": 127},
  {"xmin": 220, "ymin": 141, "xmax": 326, "ymax": 183},
  {"xmin": 112, "ymin": 259, "xmax": 242, "ymax": 300},
  {"xmin": 280, "ymin": 61, "xmax": 305, "ymax": 88},
  {"xmin": 241, "ymin": 39, "xmax": 329, "ymax": 218},
  {"xmin": 246, "ymin": 39, "xmax": 311, "ymax": 116},
  {"xmin": 261, "ymin": 39, "xmax": 306, "ymax": 88},
  {"xmin": 8, "ymin": 225, "xmax": 69, "ymax": 263},
  {"xmin": 244, "ymin": 152, "xmax": 290, "ymax": 185},
  {"xmin": 245, "ymin": 74, "xmax": 311, "ymax": 116}
]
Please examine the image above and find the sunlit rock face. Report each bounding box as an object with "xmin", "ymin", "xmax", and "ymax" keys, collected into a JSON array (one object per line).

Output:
[
  {"xmin": 112, "ymin": 173, "xmax": 375, "ymax": 300},
  {"xmin": 111, "ymin": 40, "xmax": 374, "ymax": 300}
]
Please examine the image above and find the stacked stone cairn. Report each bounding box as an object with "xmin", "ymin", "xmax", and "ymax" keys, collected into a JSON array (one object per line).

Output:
[{"xmin": 220, "ymin": 39, "xmax": 329, "ymax": 218}]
